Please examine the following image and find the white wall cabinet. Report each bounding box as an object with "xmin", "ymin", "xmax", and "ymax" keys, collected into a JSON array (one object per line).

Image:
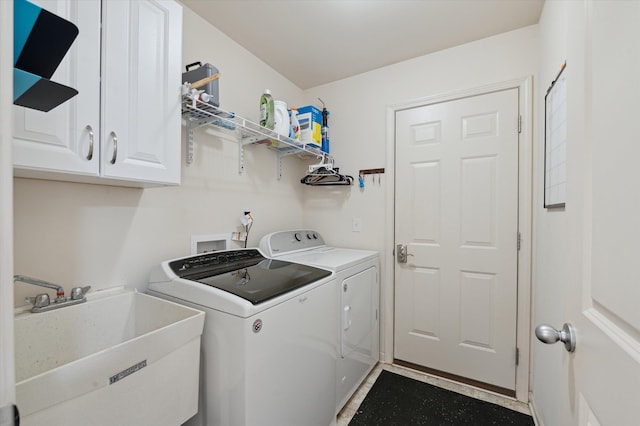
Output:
[
  {"xmin": 13, "ymin": 0, "xmax": 182, "ymax": 187},
  {"xmin": 13, "ymin": 0, "xmax": 101, "ymax": 178}
]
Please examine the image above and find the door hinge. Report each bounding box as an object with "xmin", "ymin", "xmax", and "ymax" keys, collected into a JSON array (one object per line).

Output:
[
  {"xmin": 517, "ymin": 232, "xmax": 521, "ymax": 251},
  {"xmin": 515, "ymin": 347, "xmax": 520, "ymax": 366},
  {"xmin": 518, "ymin": 115, "xmax": 522, "ymax": 133}
]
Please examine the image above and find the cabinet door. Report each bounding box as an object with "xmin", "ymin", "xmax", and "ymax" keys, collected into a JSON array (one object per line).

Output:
[
  {"xmin": 13, "ymin": 0, "xmax": 100, "ymax": 177},
  {"xmin": 101, "ymin": 0, "xmax": 182, "ymax": 185}
]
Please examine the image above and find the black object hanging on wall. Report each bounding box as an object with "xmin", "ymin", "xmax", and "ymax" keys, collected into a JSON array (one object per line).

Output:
[{"xmin": 13, "ymin": 0, "xmax": 79, "ymax": 112}]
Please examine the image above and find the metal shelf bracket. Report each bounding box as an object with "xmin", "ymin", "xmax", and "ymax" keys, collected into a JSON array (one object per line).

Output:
[{"xmin": 186, "ymin": 120, "xmax": 195, "ymax": 164}]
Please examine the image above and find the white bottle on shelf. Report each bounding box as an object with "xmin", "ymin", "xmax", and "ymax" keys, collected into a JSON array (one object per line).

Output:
[{"xmin": 273, "ymin": 100, "xmax": 289, "ymax": 137}]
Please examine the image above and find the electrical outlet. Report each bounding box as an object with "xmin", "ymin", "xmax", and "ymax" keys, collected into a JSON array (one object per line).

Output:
[{"xmin": 352, "ymin": 218, "xmax": 362, "ymax": 232}]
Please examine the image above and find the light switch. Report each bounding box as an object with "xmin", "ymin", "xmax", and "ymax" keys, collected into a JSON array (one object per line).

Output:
[{"xmin": 352, "ymin": 218, "xmax": 362, "ymax": 232}]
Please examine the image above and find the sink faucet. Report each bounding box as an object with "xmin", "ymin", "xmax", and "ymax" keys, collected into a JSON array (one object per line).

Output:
[
  {"xmin": 14, "ymin": 274, "xmax": 66, "ymax": 300},
  {"xmin": 14, "ymin": 275, "xmax": 91, "ymax": 313}
]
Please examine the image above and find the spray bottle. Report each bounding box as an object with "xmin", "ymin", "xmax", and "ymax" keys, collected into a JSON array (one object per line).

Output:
[
  {"xmin": 319, "ymin": 98, "xmax": 330, "ymax": 153},
  {"xmin": 289, "ymin": 108, "xmax": 300, "ymax": 140}
]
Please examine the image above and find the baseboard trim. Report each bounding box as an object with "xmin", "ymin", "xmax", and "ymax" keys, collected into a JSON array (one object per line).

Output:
[{"xmin": 528, "ymin": 392, "xmax": 543, "ymax": 426}]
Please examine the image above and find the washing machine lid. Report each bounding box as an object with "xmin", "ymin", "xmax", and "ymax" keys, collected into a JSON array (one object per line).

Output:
[
  {"xmin": 168, "ymin": 249, "xmax": 331, "ymax": 305},
  {"xmin": 279, "ymin": 247, "xmax": 378, "ymax": 271}
]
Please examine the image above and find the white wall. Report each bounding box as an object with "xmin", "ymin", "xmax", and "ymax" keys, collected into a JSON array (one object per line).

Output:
[
  {"xmin": 303, "ymin": 26, "xmax": 538, "ymax": 361},
  {"xmin": 530, "ymin": 1, "xmax": 568, "ymax": 423},
  {"xmin": 303, "ymin": 25, "xmax": 538, "ymax": 248},
  {"xmin": 12, "ymin": 6, "xmax": 307, "ymax": 305},
  {"xmin": 530, "ymin": 1, "xmax": 587, "ymax": 425}
]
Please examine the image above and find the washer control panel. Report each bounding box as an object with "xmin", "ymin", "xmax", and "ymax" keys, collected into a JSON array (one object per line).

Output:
[
  {"xmin": 259, "ymin": 230, "xmax": 325, "ymax": 256},
  {"xmin": 169, "ymin": 249, "xmax": 264, "ymax": 278}
]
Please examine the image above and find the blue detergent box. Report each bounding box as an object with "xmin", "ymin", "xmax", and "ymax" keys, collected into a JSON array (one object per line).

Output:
[{"xmin": 296, "ymin": 105, "xmax": 322, "ymax": 148}]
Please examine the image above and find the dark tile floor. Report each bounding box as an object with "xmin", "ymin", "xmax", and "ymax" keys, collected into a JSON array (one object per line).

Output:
[
  {"xmin": 348, "ymin": 370, "xmax": 534, "ymax": 425},
  {"xmin": 338, "ymin": 364, "xmax": 534, "ymax": 426}
]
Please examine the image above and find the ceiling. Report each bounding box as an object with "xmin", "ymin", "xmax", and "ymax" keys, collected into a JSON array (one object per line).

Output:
[{"xmin": 181, "ymin": 0, "xmax": 544, "ymax": 90}]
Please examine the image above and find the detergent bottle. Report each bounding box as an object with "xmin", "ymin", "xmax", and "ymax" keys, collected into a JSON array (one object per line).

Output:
[{"xmin": 259, "ymin": 89, "xmax": 274, "ymax": 129}]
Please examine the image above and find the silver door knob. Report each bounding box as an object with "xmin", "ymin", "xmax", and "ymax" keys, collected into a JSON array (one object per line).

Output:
[{"xmin": 535, "ymin": 323, "xmax": 576, "ymax": 352}]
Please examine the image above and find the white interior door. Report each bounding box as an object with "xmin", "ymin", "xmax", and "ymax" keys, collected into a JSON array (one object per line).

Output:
[
  {"xmin": 550, "ymin": 2, "xmax": 640, "ymax": 423},
  {"xmin": 394, "ymin": 88, "xmax": 520, "ymax": 391}
]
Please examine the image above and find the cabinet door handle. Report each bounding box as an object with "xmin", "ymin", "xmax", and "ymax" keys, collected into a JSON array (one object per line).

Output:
[
  {"xmin": 109, "ymin": 131, "xmax": 118, "ymax": 164},
  {"xmin": 85, "ymin": 125, "xmax": 94, "ymax": 161}
]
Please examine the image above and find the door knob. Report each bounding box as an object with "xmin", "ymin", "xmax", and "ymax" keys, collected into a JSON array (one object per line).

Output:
[{"xmin": 535, "ymin": 323, "xmax": 576, "ymax": 352}]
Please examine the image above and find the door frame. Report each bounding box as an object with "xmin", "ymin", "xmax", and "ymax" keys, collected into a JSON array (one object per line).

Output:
[
  {"xmin": 1, "ymin": 0, "xmax": 15, "ymax": 422},
  {"xmin": 383, "ymin": 77, "xmax": 533, "ymax": 402}
]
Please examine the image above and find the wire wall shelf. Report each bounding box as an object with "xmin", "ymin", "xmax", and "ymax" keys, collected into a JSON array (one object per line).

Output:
[{"xmin": 182, "ymin": 98, "xmax": 332, "ymax": 179}]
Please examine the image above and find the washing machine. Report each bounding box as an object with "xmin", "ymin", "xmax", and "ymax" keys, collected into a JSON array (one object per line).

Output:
[
  {"xmin": 259, "ymin": 230, "xmax": 379, "ymax": 412},
  {"xmin": 148, "ymin": 248, "xmax": 338, "ymax": 426}
]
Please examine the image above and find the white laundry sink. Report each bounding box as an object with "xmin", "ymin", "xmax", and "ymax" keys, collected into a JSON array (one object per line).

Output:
[{"xmin": 14, "ymin": 287, "xmax": 205, "ymax": 426}]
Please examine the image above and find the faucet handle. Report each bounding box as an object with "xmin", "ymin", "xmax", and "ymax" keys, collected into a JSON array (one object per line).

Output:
[
  {"xmin": 35, "ymin": 294, "xmax": 50, "ymax": 308},
  {"xmin": 70, "ymin": 286, "xmax": 91, "ymax": 300},
  {"xmin": 25, "ymin": 293, "xmax": 51, "ymax": 308}
]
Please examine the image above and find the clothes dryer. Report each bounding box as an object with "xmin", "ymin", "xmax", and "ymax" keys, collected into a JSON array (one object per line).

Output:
[{"xmin": 259, "ymin": 230, "xmax": 379, "ymax": 412}]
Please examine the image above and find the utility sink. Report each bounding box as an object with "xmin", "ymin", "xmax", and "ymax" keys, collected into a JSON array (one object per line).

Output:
[{"xmin": 15, "ymin": 287, "xmax": 205, "ymax": 426}]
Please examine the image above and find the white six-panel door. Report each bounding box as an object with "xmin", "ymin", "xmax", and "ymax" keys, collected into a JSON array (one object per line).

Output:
[
  {"xmin": 562, "ymin": 1, "xmax": 640, "ymax": 424},
  {"xmin": 394, "ymin": 88, "xmax": 519, "ymax": 390}
]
